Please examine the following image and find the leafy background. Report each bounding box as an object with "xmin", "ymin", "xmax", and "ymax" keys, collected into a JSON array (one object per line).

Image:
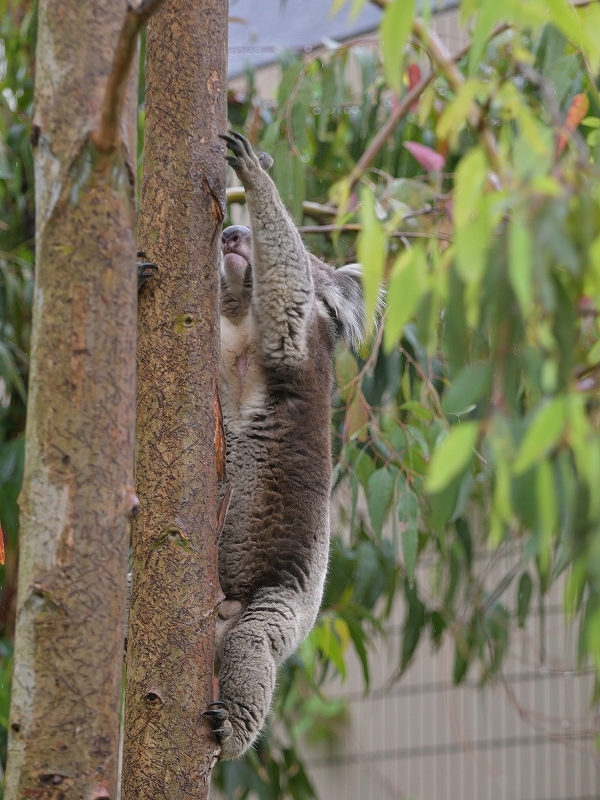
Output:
[{"xmin": 2, "ymin": 0, "xmax": 600, "ymax": 797}]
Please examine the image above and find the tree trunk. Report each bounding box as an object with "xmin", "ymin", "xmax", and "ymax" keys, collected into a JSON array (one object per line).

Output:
[
  {"xmin": 4, "ymin": 1, "xmax": 140, "ymax": 798},
  {"xmin": 120, "ymin": 0, "xmax": 227, "ymax": 796}
]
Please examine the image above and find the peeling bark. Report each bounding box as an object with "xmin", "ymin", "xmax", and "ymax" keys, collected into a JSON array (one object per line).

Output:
[
  {"xmin": 121, "ymin": 0, "xmax": 227, "ymax": 797},
  {"xmin": 4, "ymin": 1, "xmax": 140, "ymax": 798}
]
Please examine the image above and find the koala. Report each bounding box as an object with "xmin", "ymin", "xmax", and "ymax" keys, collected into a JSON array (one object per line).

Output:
[{"xmin": 202, "ymin": 131, "xmax": 367, "ymax": 760}]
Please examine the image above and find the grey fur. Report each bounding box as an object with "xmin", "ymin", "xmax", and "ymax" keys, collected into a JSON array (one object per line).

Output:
[{"xmin": 212, "ymin": 132, "xmax": 365, "ymax": 760}]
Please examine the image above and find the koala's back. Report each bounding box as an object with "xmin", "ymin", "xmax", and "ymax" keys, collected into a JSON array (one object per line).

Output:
[{"xmin": 219, "ymin": 303, "xmax": 333, "ymax": 607}]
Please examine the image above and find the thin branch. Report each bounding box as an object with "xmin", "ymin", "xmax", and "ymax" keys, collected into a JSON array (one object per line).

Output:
[
  {"xmin": 91, "ymin": 0, "xmax": 167, "ymax": 154},
  {"xmin": 345, "ymin": 67, "xmax": 435, "ymax": 190},
  {"xmin": 346, "ymin": 24, "xmax": 508, "ymax": 190},
  {"xmin": 411, "ymin": 18, "xmax": 502, "ymax": 172},
  {"xmin": 227, "ymin": 187, "xmax": 339, "ymax": 221},
  {"xmin": 297, "ymin": 223, "xmax": 451, "ymax": 240},
  {"xmin": 367, "ymin": 1, "xmax": 507, "ymax": 176}
]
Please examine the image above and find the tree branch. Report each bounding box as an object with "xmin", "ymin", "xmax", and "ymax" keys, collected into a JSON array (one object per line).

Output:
[
  {"xmin": 227, "ymin": 187, "xmax": 338, "ymax": 221},
  {"xmin": 345, "ymin": 67, "xmax": 434, "ymax": 190},
  {"xmin": 297, "ymin": 223, "xmax": 451, "ymax": 240},
  {"xmin": 91, "ymin": 0, "xmax": 167, "ymax": 154},
  {"xmin": 411, "ymin": 18, "xmax": 502, "ymax": 171},
  {"xmin": 367, "ymin": 0, "xmax": 506, "ymax": 175}
]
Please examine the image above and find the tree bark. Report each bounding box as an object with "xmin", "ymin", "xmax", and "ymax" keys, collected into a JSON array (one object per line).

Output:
[
  {"xmin": 4, "ymin": 1, "xmax": 140, "ymax": 798},
  {"xmin": 121, "ymin": 0, "xmax": 227, "ymax": 797}
]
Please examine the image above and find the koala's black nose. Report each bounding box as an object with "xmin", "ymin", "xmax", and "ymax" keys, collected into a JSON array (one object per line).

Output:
[{"xmin": 222, "ymin": 225, "xmax": 250, "ymax": 251}]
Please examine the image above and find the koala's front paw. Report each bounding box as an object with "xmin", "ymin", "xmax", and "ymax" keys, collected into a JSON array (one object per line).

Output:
[
  {"xmin": 137, "ymin": 251, "xmax": 158, "ymax": 291},
  {"xmin": 203, "ymin": 700, "xmax": 233, "ymax": 746},
  {"xmin": 219, "ymin": 131, "xmax": 267, "ymax": 185}
]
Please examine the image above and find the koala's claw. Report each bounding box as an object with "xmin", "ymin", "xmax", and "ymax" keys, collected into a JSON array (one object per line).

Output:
[
  {"xmin": 220, "ymin": 132, "xmax": 262, "ymax": 176},
  {"xmin": 206, "ymin": 700, "xmax": 228, "ymax": 710},
  {"xmin": 203, "ymin": 701, "xmax": 233, "ymax": 741},
  {"xmin": 137, "ymin": 250, "xmax": 158, "ymax": 290},
  {"xmin": 219, "ymin": 130, "xmax": 252, "ymax": 154}
]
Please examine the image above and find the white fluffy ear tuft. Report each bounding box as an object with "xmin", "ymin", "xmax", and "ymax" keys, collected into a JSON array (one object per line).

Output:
[{"xmin": 323, "ymin": 263, "xmax": 367, "ymax": 349}]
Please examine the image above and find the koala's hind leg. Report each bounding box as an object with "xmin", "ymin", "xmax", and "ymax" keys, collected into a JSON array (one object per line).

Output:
[
  {"xmin": 214, "ymin": 599, "xmax": 243, "ymax": 670},
  {"xmin": 205, "ymin": 591, "xmax": 308, "ymax": 760}
]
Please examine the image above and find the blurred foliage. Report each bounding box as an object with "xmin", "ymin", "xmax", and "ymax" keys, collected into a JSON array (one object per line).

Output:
[
  {"xmin": 0, "ymin": 0, "xmax": 35, "ymax": 778},
  {"xmin": 218, "ymin": 0, "xmax": 600, "ymax": 795},
  {"xmin": 2, "ymin": 0, "xmax": 600, "ymax": 797}
]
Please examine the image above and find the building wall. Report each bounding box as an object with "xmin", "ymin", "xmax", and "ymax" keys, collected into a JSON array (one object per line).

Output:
[
  {"xmin": 228, "ymin": 6, "xmax": 468, "ymax": 100},
  {"xmin": 302, "ymin": 553, "xmax": 600, "ymax": 800}
]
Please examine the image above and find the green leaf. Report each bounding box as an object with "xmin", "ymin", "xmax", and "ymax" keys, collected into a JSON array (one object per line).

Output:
[
  {"xmin": 441, "ymin": 362, "xmax": 493, "ymax": 415},
  {"xmin": 508, "ymin": 216, "xmax": 533, "ymax": 317},
  {"xmin": 453, "ymin": 626, "xmax": 472, "ymax": 683},
  {"xmin": 430, "ymin": 610, "xmax": 446, "ymax": 648},
  {"xmin": 367, "ymin": 467, "xmax": 394, "ymax": 537},
  {"xmin": 536, "ymin": 460, "xmax": 557, "ymax": 576},
  {"xmin": 426, "ymin": 422, "xmax": 479, "ymax": 494},
  {"xmin": 455, "ymin": 206, "xmax": 492, "ymax": 286},
  {"xmin": 400, "ymin": 400, "xmax": 433, "ymax": 421},
  {"xmin": 330, "ymin": 0, "xmax": 349, "ymax": 14},
  {"xmin": 358, "ymin": 186, "xmax": 386, "ymax": 324},
  {"xmin": 400, "ymin": 580, "xmax": 426, "ymax": 672},
  {"xmin": 314, "ymin": 616, "xmax": 348, "ymax": 679},
  {"xmin": 484, "ymin": 602, "xmax": 509, "ymax": 673},
  {"xmin": 398, "ymin": 489, "xmax": 419, "ymax": 582},
  {"xmin": 516, "ymin": 572, "xmax": 533, "ymax": 628},
  {"xmin": 513, "ymin": 396, "xmax": 567, "ymax": 474},
  {"xmin": 343, "ymin": 613, "xmax": 370, "ymax": 688},
  {"xmin": 354, "ymin": 449, "xmax": 375, "ymax": 492},
  {"xmin": 546, "ymin": 0, "xmax": 599, "ymax": 72},
  {"xmin": 564, "ymin": 558, "xmax": 586, "ymax": 616},
  {"xmin": 350, "ymin": 0, "xmax": 370, "ymax": 18},
  {"xmin": 384, "ymin": 245, "xmax": 427, "ymax": 352},
  {"xmin": 453, "ymin": 146, "xmax": 488, "ymax": 229},
  {"xmin": 0, "ymin": 341, "xmax": 26, "ymax": 403},
  {"xmin": 436, "ymin": 81, "xmax": 488, "ymax": 142},
  {"xmin": 468, "ymin": 0, "xmax": 498, "ymax": 76},
  {"xmin": 585, "ymin": 601, "xmax": 600, "ymax": 672},
  {"xmin": 380, "ymin": 0, "xmax": 415, "ymax": 93},
  {"xmin": 455, "ymin": 518, "xmax": 473, "ymax": 570}
]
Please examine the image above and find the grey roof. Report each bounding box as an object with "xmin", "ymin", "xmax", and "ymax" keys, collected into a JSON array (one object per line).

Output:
[{"xmin": 228, "ymin": 0, "xmax": 382, "ymax": 77}]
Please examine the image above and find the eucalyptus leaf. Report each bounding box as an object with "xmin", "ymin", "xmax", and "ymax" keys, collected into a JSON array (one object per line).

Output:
[
  {"xmin": 426, "ymin": 422, "xmax": 479, "ymax": 494},
  {"xmin": 513, "ymin": 396, "xmax": 567, "ymax": 474}
]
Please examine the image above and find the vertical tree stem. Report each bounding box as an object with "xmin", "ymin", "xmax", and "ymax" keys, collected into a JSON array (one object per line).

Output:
[
  {"xmin": 4, "ymin": 1, "xmax": 139, "ymax": 798},
  {"xmin": 121, "ymin": 0, "xmax": 227, "ymax": 796}
]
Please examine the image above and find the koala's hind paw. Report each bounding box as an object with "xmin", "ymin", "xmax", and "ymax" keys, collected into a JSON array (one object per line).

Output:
[
  {"xmin": 203, "ymin": 701, "xmax": 233, "ymax": 743},
  {"xmin": 137, "ymin": 251, "xmax": 158, "ymax": 290}
]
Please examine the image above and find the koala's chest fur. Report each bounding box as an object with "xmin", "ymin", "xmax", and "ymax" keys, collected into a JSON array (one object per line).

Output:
[
  {"xmin": 218, "ymin": 308, "xmax": 333, "ymax": 606},
  {"xmin": 219, "ymin": 310, "xmax": 266, "ymax": 424}
]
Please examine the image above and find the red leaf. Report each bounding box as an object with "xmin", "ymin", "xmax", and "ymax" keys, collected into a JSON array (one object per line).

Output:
[
  {"xmin": 407, "ymin": 63, "xmax": 421, "ymax": 113},
  {"xmin": 557, "ymin": 93, "xmax": 590, "ymax": 155},
  {"xmin": 0, "ymin": 523, "xmax": 5, "ymax": 565},
  {"xmin": 403, "ymin": 141, "xmax": 446, "ymax": 172}
]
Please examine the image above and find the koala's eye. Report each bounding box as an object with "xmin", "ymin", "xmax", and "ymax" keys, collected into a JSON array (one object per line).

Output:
[{"xmin": 322, "ymin": 298, "xmax": 343, "ymax": 336}]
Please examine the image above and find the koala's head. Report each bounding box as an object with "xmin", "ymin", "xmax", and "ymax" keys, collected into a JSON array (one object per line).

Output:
[
  {"xmin": 220, "ymin": 224, "xmax": 366, "ymax": 348},
  {"xmin": 221, "ymin": 225, "xmax": 253, "ymax": 321}
]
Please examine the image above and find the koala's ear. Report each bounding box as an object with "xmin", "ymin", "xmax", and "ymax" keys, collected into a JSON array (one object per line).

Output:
[{"xmin": 324, "ymin": 263, "xmax": 367, "ymax": 349}]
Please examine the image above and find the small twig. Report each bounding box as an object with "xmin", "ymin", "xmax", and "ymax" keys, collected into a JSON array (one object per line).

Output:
[
  {"xmin": 282, "ymin": 34, "xmax": 380, "ymax": 157},
  {"xmin": 345, "ymin": 68, "xmax": 434, "ymax": 190},
  {"xmin": 226, "ymin": 187, "xmax": 339, "ymax": 222},
  {"xmin": 339, "ymin": 321, "xmax": 386, "ymax": 395},
  {"xmin": 297, "ymin": 222, "xmax": 451, "ymax": 240},
  {"xmin": 91, "ymin": 0, "xmax": 167, "ymax": 154},
  {"xmin": 411, "ymin": 18, "xmax": 502, "ymax": 173},
  {"xmin": 363, "ymin": 2, "xmax": 508, "ymax": 181}
]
